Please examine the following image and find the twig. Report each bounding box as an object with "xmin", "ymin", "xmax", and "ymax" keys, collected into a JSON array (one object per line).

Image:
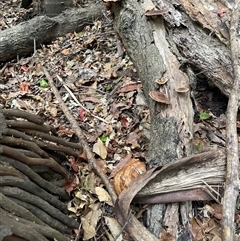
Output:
[
  {"xmin": 43, "ymin": 67, "xmax": 117, "ymax": 204},
  {"xmin": 222, "ymin": 1, "xmax": 240, "ymax": 240},
  {"xmin": 113, "ymin": 212, "xmax": 134, "ymax": 241},
  {"xmin": 74, "ymin": 222, "xmax": 82, "ymax": 241},
  {"xmin": 202, "ymin": 180, "xmax": 221, "ymax": 203},
  {"xmin": 77, "ymin": 85, "xmax": 106, "ymax": 94},
  {"xmin": 55, "ymin": 75, "xmax": 110, "ymax": 124},
  {"xmin": 0, "ymin": 63, "xmax": 8, "ymax": 75}
]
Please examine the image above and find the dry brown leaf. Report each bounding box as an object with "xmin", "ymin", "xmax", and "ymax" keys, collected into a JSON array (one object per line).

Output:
[
  {"xmin": 96, "ymin": 159, "xmax": 107, "ymax": 174},
  {"xmin": 159, "ymin": 228, "xmax": 175, "ymax": 241},
  {"xmin": 65, "ymin": 179, "xmax": 77, "ymax": 195},
  {"xmin": 95, "ymin": 186, "xmax": 113, "ymax": 206},
  {"xmin": 61, "ymin": 48, "xmax": 71, "ymax": 55},
  {"xmin": 211, "ymin": 203, "xmax": 223, "ymax": 220},
  {"xmin": 110, "ymin": 153, "xmax": 132, "ymax": 179},
  {"xmin": 81, "ymin": 203, "xmax": 102, "ymax": 240},
  {"xmin": 116, "ymin": 82, "xmax": 142, "ymax": 93},
  {"xmin": 93, "ymin": 138, "xmax": 107, "ymax": 159},
  {"xmin": 191, "ymin": 217, "xmax": 204, "ymax": 241}
]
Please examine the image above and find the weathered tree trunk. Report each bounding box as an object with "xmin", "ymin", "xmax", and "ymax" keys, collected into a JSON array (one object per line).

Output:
[
  {"xmin": 0, "ymin": 4, "xmax": 104, "ymax": 63},
  {"xmin": 111, "ymin": 0, "xmax": 234, "ymax": 239}
]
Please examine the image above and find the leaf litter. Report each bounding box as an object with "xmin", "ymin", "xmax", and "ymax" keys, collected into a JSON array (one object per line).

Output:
[{"xmin": 0, "ymin": 1, "xmax": 239, "ymax": 240}]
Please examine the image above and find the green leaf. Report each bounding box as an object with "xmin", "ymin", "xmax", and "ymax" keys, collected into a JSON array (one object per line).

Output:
[
  {"xmin": 100, "ymin": 133, "xmax": 108, "ymax": 142},
  {"xmin": 194, "ymin": 142, "xmax": 203, "ymax": 152},
  {"xmin": 113, "ymin": 76, "xmax": 123, "ymax": 84},
  {"xmin": 39, "ymin": 79, "xmax": 48, "ymax": 88},
  {"xmin": 83, "ymin": 176, "xmax": 89, "ymax": 190},
  {"xmin": 105, "ymin": 84, "xmax": 111, "ymax": 91},
  {"xmin": 200, "ymin": 112, "xmax": 211, "ymax": 120}
]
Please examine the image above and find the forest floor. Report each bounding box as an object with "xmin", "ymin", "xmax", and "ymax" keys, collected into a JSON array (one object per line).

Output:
[{"xmin": 0, "ymin": 0, "xmax": 239, "ymax": 240}]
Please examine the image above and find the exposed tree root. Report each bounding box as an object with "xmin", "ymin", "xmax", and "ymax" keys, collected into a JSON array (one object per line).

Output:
[{"xmin": 0, "ymin": 108, "xmax": 82, "ymax": 240}]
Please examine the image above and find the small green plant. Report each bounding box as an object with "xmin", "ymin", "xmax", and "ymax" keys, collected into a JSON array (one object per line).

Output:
[
  {"xmin": 194, "ymin": 142, "xmax": 203, "ymax": 153},
  {"xmin": 113, "ymin": 76, "xmax": 123, "ymax": 84},
  {"xmin": 105, "ymin": 84, "xmax": 111, "ymax": 91},
  {"xmin": 100, "ymin": 133, "xmax": 108, "ymax": 142},
  {"xmin": 200, "ymin": 111, "xmax": 211, "ymax": 120},
  {"xmin": 39, "ymin": 79, "xmax": 48, "ymax": 88}
]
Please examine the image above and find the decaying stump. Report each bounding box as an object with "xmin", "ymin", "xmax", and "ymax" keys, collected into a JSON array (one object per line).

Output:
[{"xmin": 0, "ymin": 108, "xmax": 82, "ymax": 241}]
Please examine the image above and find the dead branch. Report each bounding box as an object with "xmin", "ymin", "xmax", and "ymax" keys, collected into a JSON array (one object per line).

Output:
[
  {"xmin": 0, "ymin": 208, "xmax": 70, "ymax": 241},
  {"xmin": 0, "ymin": 4, "xmax": 105, "ymax": 62},
  {"xmin": 0, "ymin": 186, "xmax": 78, "ymax": 229},
  {"xmin": 222, "ymin": 0, "xmax": 240, "ymax": 239},
  {"xmin": 4, "ymin": 129, "xmax": 82, "ymax": 156},
  {"xmin": 1, "ymin": 156, "xmax": 69, "ymax": 200},
  {"xmin": 0, "ymin": 145, "xmax": 68, "ymax": 177},
  {"xmin": 8, "ymin": 196, "xmax": 70, "ymax": 234},
  {"xmin": 6, "ymin": 120, "xmax": 56, "ymax": 134},
  {"xmin": 0, "ymin": 192, "xmax": 45, "ymax": 226},
  {"xmin": 0, "ymin": 109, "xmax": 82, "ymax": 240},
  {"xmin": 2, "ymin": 109, "xmax": 44, "ymax": 125},
  {"xmin": 0, "ymin": 176, "xmax": 67, "ymax": 213},
  {"xmin": 42, "ymin": 67, "xmax": 118, "ymax": 203}
]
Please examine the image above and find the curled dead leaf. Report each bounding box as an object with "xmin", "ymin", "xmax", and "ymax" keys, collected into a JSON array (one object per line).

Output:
[{"xmin": 113, "ymin": 158, "xmax": 146, "ymax": 196}]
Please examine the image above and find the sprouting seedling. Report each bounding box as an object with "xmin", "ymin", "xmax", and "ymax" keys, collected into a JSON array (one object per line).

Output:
[
  {"xmin": 39, "ymin": 79, "xmax": 48, "ymax": 88},
  {"xmin": 200, "ymin": 111, "xmax": 211, "ymax": 120}
]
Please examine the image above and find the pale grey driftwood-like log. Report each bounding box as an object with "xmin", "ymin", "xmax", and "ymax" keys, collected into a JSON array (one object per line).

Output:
[{"xmin": 0, "ymin": 4, "xmax": 104, "ymax": 62}]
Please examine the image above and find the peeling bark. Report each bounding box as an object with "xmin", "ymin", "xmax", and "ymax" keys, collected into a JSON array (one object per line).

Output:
[{"xmin": 111, "ymin": 0, "xmax": 236, "ymax": 239}]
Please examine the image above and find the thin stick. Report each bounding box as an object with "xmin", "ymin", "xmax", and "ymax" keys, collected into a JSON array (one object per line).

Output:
[
  {"xmin": 113, "ymin": 212, "xmax": 134, "ymax": 241},
  {"xmin": 55, "ymin": 75, "xmax": 110, "ymax": 124},
  {"xmin": 43, "ymin": 67, "xmax": 117, "ymax": 204},
  {"xmin": 0, "ymin": 63, "xmax": 8, "ymax": 75},
  {"xmin": 222, "ymin": 1, "xmax": 240, "ymax": 240}
]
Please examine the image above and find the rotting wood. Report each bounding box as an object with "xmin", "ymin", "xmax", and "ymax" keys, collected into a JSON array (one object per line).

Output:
[
  {"xmin": 110, "ymin": 0, "xmax": 239, "ymax": 240},
  {"xmin": 111, "ymin": 0, "xmax": 194, "ymax": 238}
]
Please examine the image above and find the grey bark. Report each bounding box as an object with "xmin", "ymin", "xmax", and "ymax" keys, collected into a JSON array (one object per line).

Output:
[
  {"xmin": 0, "ymin": 4, "xmax": 104, "ymax": 63},
  {"xmin": 112, "ymin": 0, "xmax": 194, "ymax": 238},
  {"xmin": 111, "ymin": 0, "xmax": 234, "ymax": 239}
]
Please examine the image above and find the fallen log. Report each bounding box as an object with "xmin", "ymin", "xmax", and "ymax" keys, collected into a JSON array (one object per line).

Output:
[{"xmin": 0, "ymin": 4, "xmax": 104, "ymax": 62}]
